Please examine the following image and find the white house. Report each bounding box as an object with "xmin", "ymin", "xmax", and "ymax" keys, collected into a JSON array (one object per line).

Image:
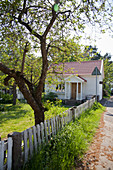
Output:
[
  {"xmin": 16, "ymin": 88, "xmax": 24, "ymax": 100},
  {"xmin": 45, "ymin": 60, "xmax": 104, "ymax": 101}
]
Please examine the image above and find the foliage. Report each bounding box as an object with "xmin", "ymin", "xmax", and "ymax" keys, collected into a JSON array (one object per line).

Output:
[
  {"xmin": 48, "ymin": 38, "xmax": 84, "ymax": 63},
  {"xmin": 84, "ymin": 45, "xmax": 112, "ymax": 61},
  {"xmin": 24, "ymin": 102, "xmax": 105, "ymax": 170},
  {"xmin": 44, "ymin": 102, "xmax": 68, "ymax": 119},
  {"xmin": 0, "ymin": 102, "xmax": 68, "ymax": 139},
  {"xmin": 103, "ymin": 59, "xmax": 113, "ymax": 96},
  {"xmin": 84, "ymin": 45, "xmax": 101, "ymax": 60},
  {"xmin": 91, "ymin": 101, "xmax": 102, "ymax": 110},
  {"xmin": 44, "ymin": 92, "xmax": 58, "ymax": 101},
  {"xmin": 0, "ymin": 92, "xmax": 13, "ymax": 104}
]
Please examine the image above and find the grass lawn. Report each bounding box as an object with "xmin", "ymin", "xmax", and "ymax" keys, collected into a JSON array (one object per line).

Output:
[{"xmin": 0, "ymin": 103, "xmax": 69, "ymax": 139}]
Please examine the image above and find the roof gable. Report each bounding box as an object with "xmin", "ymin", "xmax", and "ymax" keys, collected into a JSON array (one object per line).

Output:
[{"xmin": 65, "ymin": 75, "xmax": 87, "ymax": 82}]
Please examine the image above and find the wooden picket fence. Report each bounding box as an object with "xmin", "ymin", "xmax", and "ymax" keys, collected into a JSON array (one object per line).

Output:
[{"xmin": 0, "ymin": 98, "xmax": 95, "ymax": 170}]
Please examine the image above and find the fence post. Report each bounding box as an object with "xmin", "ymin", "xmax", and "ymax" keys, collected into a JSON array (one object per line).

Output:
[
  {"xmin": 8, "ymin": 132, "xmax": 22, "ymax": 170},
  {"xmin": 70, "ymin": 107, "xmax": 76, "ymax": 122}
]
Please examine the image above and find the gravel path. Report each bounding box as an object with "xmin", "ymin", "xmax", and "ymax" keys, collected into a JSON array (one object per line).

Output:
[
  {"xmin": 77, "ymin": 97, "xmax": 113, "ymax": 170},
  {"xmin": 95, "ymin": 97, "xmax": 113, "ymax": 169}
]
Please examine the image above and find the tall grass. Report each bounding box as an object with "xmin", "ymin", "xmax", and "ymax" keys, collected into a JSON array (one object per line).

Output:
[{"xmin": 24, "ymin": 102, "xmax": 105, "ymax": 170}]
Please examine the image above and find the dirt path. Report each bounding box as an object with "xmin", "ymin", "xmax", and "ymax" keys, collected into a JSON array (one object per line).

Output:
[{"xmin": 77, "ymin": 97, "xmax": 113, "ymax": 170}]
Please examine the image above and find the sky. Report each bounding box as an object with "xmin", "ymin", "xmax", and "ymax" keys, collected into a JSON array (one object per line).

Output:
[
  {"xmin": 95, "ymin": 34, "xmax": 113, "ymax": 60},
  {"xmin": 82, "ymin": 25, "xmax": 113, "ymax": 61}
]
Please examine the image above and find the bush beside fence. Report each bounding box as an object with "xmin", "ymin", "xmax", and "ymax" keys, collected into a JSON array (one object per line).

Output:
[{"xmin": 0, "ymin": 98, "xmax": 95, "ymax": 170}]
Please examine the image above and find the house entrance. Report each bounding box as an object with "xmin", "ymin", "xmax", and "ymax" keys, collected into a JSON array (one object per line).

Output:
[{"xmin": 71, "ymin": 83, "xmax": 77, "ymax": 99}]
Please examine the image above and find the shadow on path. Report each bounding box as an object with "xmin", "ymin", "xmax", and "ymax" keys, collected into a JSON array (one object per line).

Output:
[
  {"xmin": 99, "ymin": 96, "xmax": 113, "ymax": 108},
  {"xmin": 106, "ymin": 113, "xmax": 113, "ymax": 117}
]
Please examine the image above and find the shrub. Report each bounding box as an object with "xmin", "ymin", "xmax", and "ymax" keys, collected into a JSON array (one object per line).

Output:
[
  {"xmin": 0, "ymin": 92, "xmax": 13, "ymax": 104},
  {"xmin": 45, "ymin": 92, "xmax": 58, "ymax": 101},
  {"xmin": 0, "ymin": 105, "xmax": 5, "ymax": 111},
  {"xmin": 43, "ymin": 100, "xmax": 67, "ymax": 119}
]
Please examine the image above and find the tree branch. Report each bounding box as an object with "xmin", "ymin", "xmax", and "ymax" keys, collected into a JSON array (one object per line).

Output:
[
  {"xmin": 23, "ymin": 0, "xmax": 27, "ymax": 9},
  {"xmin": 22, "ymin": 77, "xmax": 34, "ymax": 94},
  {"xmin": 18, "ymin": 19, "xmax": 42, "ymax": 40},
  {"xmin": 49, "ymin": 45, "xmax": 66, "ymax": 52},
  {"xmin": 0, "ymin": 62, "xmax": 12, "ymax": 75},
  {"xmin": 43, "ymin": 6, "xmax": 57, "ymax": 38},
  {"xmin": 4, "ymin": 76, "xmax": 12, "ymax": 86},
  {"xmin": 58, "ymin": 10, "xmax": 71, "ymax": 15},
  {"xmin": 58, "ymin": 12, "xmax": 71, "ymax": 21},
  {"xmin": 21, "ymin": 42, "xmax": 29, "ymax": 74},
  {"xmin": 0, "ymin": 62, "xmax": 34, "ymax": 94},
  {"xmin": 17, "ymin": 3, "xmax": 42, "ymax": 40}
]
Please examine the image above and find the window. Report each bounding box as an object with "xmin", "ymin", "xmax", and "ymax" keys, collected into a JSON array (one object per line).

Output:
[{"xmin": 56, "ymin": 83, "xmax": 65, "ymax": 92}]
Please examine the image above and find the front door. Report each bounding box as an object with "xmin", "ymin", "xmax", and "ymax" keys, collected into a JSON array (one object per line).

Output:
[{"xmin": 71, "ymin": 83, "xmax": 77, "ymax": 99}]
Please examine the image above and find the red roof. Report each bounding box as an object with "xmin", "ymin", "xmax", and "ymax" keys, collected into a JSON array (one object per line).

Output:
[{"xmin": 51, "ymin": 60, "xmax": 102, "ymax": 75}]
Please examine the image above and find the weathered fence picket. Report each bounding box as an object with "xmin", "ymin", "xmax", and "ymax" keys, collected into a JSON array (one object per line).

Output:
[
  {"xmin": 37, "ymin": 124, "xmax": 41, "ymax": 148},
  {"xmin": 55, "ymin": 116, "xmax": 58, "ymax": 133},
  {"xmin": 33, "ymin": 126, "xmax": 37, "ymax": 152},
  {"xmin": 28, "ymin": 128, "xmax": 33, "ymax": 157},
  {"xmin": 7, "ymin": 137, "xmax": 13, "ymax": 170},
  {"xmin": 44, "ymin": 120, "xmax": 48, "ymax": 144},
  {"xmin": 0, "ymin": 137, "xmax": 13, "ymax": 170},
  {"xmin": 24, "ymin": 130, "xmax": 28, "ymax": 163},
  {"xmin": 40, "ymin": 122, "xmax": 44, "ymax": 144},
  {"xmin": 0, "ymin": 140, "xmax": 4, "ymax": 170},
  {"xmin": 47, "ymin": 119, "xmax": 51, "ymax": 140},
  {"xmin": 53, "ymin": 117, "xmax": 56, "ymax": 135},
  {"xmin": 50, "ymin": 118, "xmax": 54, "ymax": 137}
]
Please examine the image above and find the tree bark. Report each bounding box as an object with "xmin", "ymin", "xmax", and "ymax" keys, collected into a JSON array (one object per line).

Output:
[
  {"xmin": 13, "ymin": 82, "xmax": 17, "ymax": 105},
  {"xmin": 34, "ymin": 109, "xmax": 44, "ymax": 125}
]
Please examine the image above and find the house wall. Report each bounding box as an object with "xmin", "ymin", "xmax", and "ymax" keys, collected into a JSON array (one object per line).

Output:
[
  {"xmin": 45, "ymin": 83, "xmax": 65, "ymax": 99},
  {"xmin": 82, "ymin": 75, "xmax": 103, "ymax": 100},
  {"xmin": 45, "ymin": 84, "xmax": 56, "ymax": 93},
  {"xmin": 45, "ymin": 74, "xmax": 103, "ymax": 100},
  {"xmin": 98, "ymin": 75, "xmax": 103, "ymax": 100},
  {"xmin": 16, "ymin": 89, "xmax": 24, "ymax": 100}
]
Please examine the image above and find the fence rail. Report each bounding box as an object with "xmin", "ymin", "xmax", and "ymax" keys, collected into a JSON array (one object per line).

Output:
[{"xmin": 0, "ymin": 98, "xmax": 95, "ymax": 170}]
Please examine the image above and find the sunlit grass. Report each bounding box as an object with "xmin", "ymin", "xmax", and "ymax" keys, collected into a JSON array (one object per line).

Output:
[
  {"xmin": 0, "ymin": 103, "xmax": 34, "ymax": 139},
  {"xmin": 0, "ymin": 103, "xmax": 69, "ymax": 139}
]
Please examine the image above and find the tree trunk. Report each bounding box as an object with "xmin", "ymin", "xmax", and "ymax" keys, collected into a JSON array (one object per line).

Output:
[
  {"xmin": 34, "ymin": 109, "xmax": 45, "ymax": 125},
  {"xmin": 13, "ymin": 82, "xmax": 17, "ymax": 105}
]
